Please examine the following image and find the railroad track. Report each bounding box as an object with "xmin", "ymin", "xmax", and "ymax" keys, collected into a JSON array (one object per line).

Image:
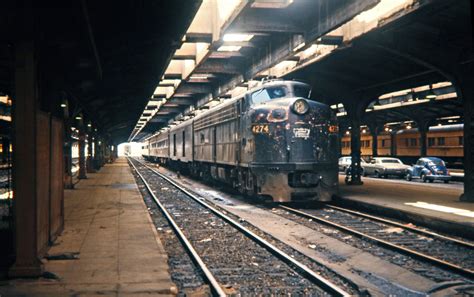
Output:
[
  {"xmin": 128, "ymin": 157, "xmax": 352, "ymax": 296},
  {"xmin": 279, "ymin": 204, "xmax": 474, "ymax": 281}
]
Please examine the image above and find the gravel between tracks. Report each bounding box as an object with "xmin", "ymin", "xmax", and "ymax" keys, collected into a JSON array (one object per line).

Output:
[
  {"xmin": 132, "ymin": 166, "xmax": 210, "ymax": 296},
  {"xmin": 130, "ymin": 159, "xmax": 351, "ymax": 296},
  {"xmin": 274, "ymin": 207, "xmax": 474, "ymax": 284}
]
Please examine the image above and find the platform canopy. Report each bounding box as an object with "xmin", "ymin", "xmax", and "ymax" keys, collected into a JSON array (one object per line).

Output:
[
  {"xmin": 128, "ymin": 0, "xmax": 472, "ymax": 143},
  {"xmin": 0, "ymin": 0, "xmax": 202, "ymax": 144}
]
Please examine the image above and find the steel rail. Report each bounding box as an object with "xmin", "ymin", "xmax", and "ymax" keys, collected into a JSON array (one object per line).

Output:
[
  {"xmin": 280, "ymin": 205, "xmax": 474, "ymax": 280},
  {"xmin": 128, "ymin": 158, "xmax": 226, "ymax": 297},
  {"xmin": 326, "ymin": 204, "xmax": 474, "ymax": 249},
  {"xmin": 132, "ymin": 158, "xmax": 351, "ymax": 297}
]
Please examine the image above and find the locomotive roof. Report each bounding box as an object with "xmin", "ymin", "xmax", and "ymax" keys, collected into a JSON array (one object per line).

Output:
[
  {"xmin": 153, "ymin": 80, "xmax": 311, "ymax": 136},
  {"xmin": 247, "ymin": 79, "xmax": 310, "ymax": 93},
  {"xmin": 189, "ymin": 80, "xmax": 310, "ymax": 125}
]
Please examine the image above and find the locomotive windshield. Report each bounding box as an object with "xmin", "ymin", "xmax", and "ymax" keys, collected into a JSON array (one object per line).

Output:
[
  {"xmin": 293, "ymin": 85, "xmax": 311, "ymax": 98},
  {"xmin": 250, "ymin": 86, "xmax": 287, "ymax": 104}
]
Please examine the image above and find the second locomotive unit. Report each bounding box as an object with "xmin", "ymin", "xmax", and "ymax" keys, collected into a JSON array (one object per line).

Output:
[{"xmin": 143, "ymin": 80, "xmax": 339, "ymax": 202}]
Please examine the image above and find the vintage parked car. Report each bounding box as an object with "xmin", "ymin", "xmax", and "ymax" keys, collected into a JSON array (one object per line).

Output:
[
  {"xmin": 338, "ymin": 156, "xmax": 366, "ymax": 173},
  {"xmin": 406, "ymin": 157, "xmax": 451, "ymax": 183},
  {"xmin": 363, "ymin": 157, "xmax": 410, "ymax": 178}
]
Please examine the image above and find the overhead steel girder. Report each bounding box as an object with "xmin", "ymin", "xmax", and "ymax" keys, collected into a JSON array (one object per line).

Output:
[
  {"xmin": 196, "ymin": 59, "xmax": 243, "ymax": 74},
  {"xmin": 223, "ymin": 0, "xmax": 379, "ymax": 39},
  {"xmin": 224, "ymin": 7, "xmax": 304, "ymax": 34},
  {"xmin": 163, "ymin": 73, "xmax": 182, "ymax": 80},
  {"xmin": 148, "ymin": 117, "xmax": 169, "ymax": 123},
  {"xmin": 184, "ymin": 33, "xmax": 212, "ymax": 43},
  {"xmin": 173, "ymin": 54, "xmax": 196, "ymax": 60},
  {"xmin": 156, "ymin": 111, "xmax": 175, "ymax": 116},
  {"xmin": 159, "ymin": 106, "xmax": 182, "ymax": 113},
  {"xmin": 175, "ymin": 82, "xmax": 212, "ymax": 94},
  {"xmin": 305, "ymin": 0, "xmax": 380, "ymax": 42},
  {"xmin": 166, "ymin": 97, "xmax": 195, "ymax": 105}
]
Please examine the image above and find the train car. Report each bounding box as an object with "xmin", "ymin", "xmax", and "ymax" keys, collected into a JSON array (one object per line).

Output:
[
  {"xmin": 145, "ymin": 130, "xmax": 169, "ymax": 163},
  {"xmin": 191, "ymin": 95, "xmax": 241, "ymax": 182},
  {"xmin": 141, "ymin": 142, "xmax": 149, "ymax": 158},
  {"xmin": 340, "ymin": 124, "xmax": 463, "ymax": 166},
  {"xmin": 169, "ymin": 120, "xmax": 193, "ymax": 171},
  {"xmin": 396, "ymin": 124, "xmax": 463, "ymax": 157},
  {"xmin": 145, "ymin": 80, "xmax": 339, "ymax": 202},
  {"xmin": 341, "ymin": 133, "xmax": 392, "ymax": 157}
]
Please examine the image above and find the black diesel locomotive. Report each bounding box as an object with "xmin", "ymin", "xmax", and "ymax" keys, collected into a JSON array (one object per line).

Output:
[{"xmin": 143, "ymin": 80, "xmax": 339, "ymax": 202}]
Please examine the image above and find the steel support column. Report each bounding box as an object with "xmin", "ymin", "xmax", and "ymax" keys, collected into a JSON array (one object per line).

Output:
[
  {"xmin": 390, "ymin": 130, "xmax": 397, "ymax": 156},
  {"xmin": 369, "ymin": 124, "xmax": 379, "ymax": 157},
  {"xmin": 416, "ymin": 120, "xmax": 430, "ymax": 157},
  {"xmin": 9, "ymin": 41, "xmax": 44, "ymax": 277},
  {"xmin": 86, "ymin": 131, "xmax": 95, "ymax": 173},
  {"xmin": 100, "ymin": 141, "xmax": 106, "ymax": 166},
  {"xmin": 349, "ymin": 116, "xmax": 363, "ymax": 185},
  {"xmin": 458, "ymin": 75, "xmax": 474, "ymax": 202},
  {"xmin": 93, "ymin": 137, "xmax": 102, "ymax": 170},
  {"xmin": 111, "ymin": 144, "xmax": 117, "ymax": 162},
  {"xmin": 1, "ymin": 137, "xmax": 10, "ymax": 164},
  {"xmin": 344, "ymin": 100, "xmax": 366, "ymax": 186},
  {"xmin": 105, "ymin": 144, "xmax": 111, "ymax": 163},
  {"xmin": 78, "ymin": 129, "xmax": 87, "ymax": 179},
  {"xmin": 338, "ymin": 125, "xmax": 345, "ymax": 157},
  {"xmin": 63, "ymin": 121, "xmax": 74, "ymax": 189}
]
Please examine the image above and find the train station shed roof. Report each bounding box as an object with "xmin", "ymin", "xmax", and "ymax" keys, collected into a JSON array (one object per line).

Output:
[
  {"xmin": 129, "ymin": 0, "xmax": 472, "ymax": 142},
  {"xmin": 0, "ymin": 0, "xmax": 202, "ymax": 144}
]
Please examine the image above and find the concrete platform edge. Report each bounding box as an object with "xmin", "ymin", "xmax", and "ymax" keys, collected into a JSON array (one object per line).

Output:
[
  {"xmin": 334, "ymin": 196, "xmax": 474, "ymax": 240},
  {"xmin": 135, "ymin": 175, "xmax": 170, "ymax": 257}
]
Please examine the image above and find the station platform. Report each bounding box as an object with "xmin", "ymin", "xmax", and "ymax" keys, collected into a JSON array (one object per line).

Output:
[
  {"xmin": 337, "ymin": 175, "xmax": 474, "ymax": 239},
  {"xmin": 0, "ymin": 158, "xmax": 176, "ymax": 296}
]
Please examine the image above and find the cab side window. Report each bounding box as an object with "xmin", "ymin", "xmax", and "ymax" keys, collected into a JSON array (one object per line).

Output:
[{"xmin": 416, "ymin": 160, "xmax": 424, "ymax": 166}]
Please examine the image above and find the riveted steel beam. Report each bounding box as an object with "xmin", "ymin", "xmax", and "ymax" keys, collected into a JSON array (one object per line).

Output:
[
  {"xmin": 196, "ymin": 59, "xmax": 242, "ymax": 74},
  {"xmin": 167, "ymin": 97, "xmax": 195, "ymax": 105},
  {"xmin": 175, "ymin": 82, "xmax": 212, "ymax": 94}
]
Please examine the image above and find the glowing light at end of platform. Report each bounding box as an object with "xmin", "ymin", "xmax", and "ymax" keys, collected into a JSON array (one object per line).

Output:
[{"xmin": 0, "ymin": 191, "xmax": 13, "ymax": 200}]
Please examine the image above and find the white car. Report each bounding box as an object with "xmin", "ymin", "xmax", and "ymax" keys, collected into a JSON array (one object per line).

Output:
[{"xmin": 363, "ymin": 157, "xmax": 410, "ymax": 178}]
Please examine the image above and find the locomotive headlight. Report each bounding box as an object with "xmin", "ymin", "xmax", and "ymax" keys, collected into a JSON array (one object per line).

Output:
[{"xmin": 292, "ymin": 99, "xmax": 309, "ymax": 115}]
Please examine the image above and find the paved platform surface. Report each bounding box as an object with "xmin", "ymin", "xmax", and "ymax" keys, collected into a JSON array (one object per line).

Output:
[
  {"xmin": 338, "ymin": 175, "xmax": 474, "ymax": 237},
  {"xmin": 0, "ymin": 158, "xmax": 176, "ymax": 296}
]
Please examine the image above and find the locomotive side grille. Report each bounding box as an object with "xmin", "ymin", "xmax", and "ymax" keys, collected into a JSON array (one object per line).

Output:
[{"xmin": 194, "ymin": 104, "xmax": 238, "ymax": 131}]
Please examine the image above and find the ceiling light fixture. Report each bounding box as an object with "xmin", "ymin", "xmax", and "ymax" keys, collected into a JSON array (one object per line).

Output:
[{"xmin": 217, "ymin": 45, "xmax": 242, "ymax": 52}]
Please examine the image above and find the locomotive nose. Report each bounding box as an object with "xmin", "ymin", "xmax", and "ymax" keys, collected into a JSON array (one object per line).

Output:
[{"xmin": 269, "ymin": 108, "xmax": 286, "ymax": 121}]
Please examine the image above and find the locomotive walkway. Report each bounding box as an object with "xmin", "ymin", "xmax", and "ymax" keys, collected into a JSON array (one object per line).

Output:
[{"xmin": 0, "ymin": 158, "xmax": 176, "ymax": 296}]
